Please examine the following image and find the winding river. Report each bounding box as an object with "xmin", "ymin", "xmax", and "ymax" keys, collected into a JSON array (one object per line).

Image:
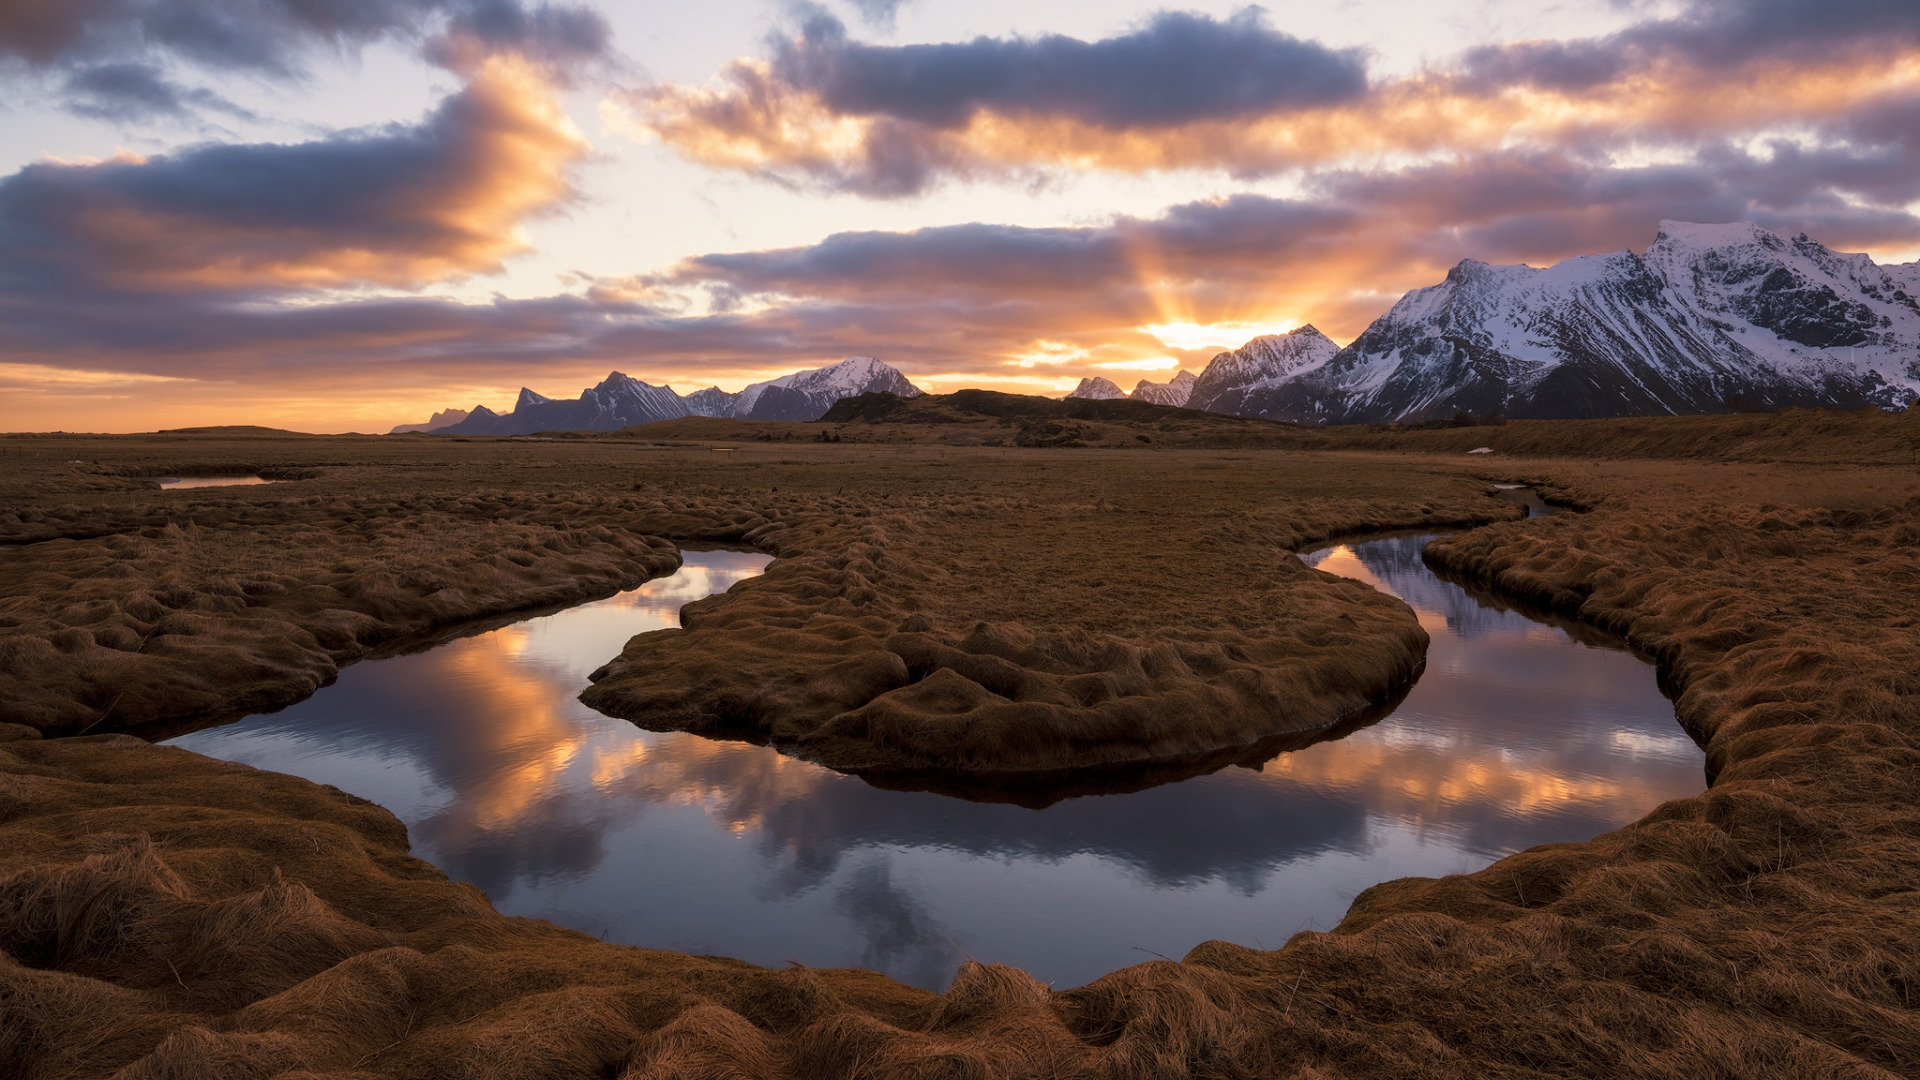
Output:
[{"xmin": 168, "ymin": 502, "xmax": 1702, "ymax": 991}]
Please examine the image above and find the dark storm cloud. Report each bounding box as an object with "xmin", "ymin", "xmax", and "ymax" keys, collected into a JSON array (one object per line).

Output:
[{"xmin": 769, "ymin": 8, "xmax": 1367, "ymax": 130}]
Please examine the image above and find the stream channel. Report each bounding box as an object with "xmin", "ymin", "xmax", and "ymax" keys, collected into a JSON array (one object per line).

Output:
[{"xmin": 168, "ymin": 491, "xmax": 1704, "ymax": 991}]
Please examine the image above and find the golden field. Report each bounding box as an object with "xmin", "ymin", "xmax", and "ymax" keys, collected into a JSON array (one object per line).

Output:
[{"xmin": 2, "ymin": 407, "xmax": 1918, "ymax": 1077}]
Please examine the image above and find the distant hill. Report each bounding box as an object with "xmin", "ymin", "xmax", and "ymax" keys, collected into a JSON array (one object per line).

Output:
[
  {"xmin": 388, "ymin": 409, "xmax": 469, "ymax": 434},
  {"xmin": 154, "ymin": 426, "xmax": 314, "ymax": 437},
  {"xmin": 817, "ymin": 389, "xmax": 1305, "ymax": 447}
]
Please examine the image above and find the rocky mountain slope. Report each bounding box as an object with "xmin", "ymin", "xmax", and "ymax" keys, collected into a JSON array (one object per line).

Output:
[
  {"xmin": 1065, "ymin": 376, "xmax": 1125, "ymax": 400},
  {"xmin": 684, "ymin": 356, "xmax": 923, "ymax": 421},
  {"xmin": 1131, "ymin": 370, "xmax": 1197, "ymax": 406},
  {"xmin": 1185, "ymin": 327, "xmax": 1344, "ymax": 419},
  {"xmin": 429, "ymin": 358, "xmax": 921, "ymax": 435},
  {"xmin": 1193, "ymin": 223, "xmax": 1920, "ymax": 423}
]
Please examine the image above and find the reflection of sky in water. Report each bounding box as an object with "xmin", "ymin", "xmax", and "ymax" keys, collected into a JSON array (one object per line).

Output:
[
  {"xmin": 171, "ymin": 533, "xmax": 1702, "ymax": 993},
  {"xmin": 157, "ymin": 475, "xmax": 274, "ymax": 489}
]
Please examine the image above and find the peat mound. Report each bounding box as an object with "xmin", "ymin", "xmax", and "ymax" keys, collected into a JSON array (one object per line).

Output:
[
  {"xmin": 579, "ymin": 476, "xmax": 1510, "ymax": 775},
  {"xmin": 0, "ymin": 516, "xmax": 681, "ymax": 736}
]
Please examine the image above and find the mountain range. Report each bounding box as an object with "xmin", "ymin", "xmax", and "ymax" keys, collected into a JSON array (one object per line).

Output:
[
  {"xmin": 396, "ymin": 222, "xmax": 1917, "ymax": 435},
  {"xmin": 398, "ymin": 357, "xmax": 922, "ymax": 435},
  {"xmin": 1121, "ymin": 221, "xmax": 1920, "ymax": 423}
]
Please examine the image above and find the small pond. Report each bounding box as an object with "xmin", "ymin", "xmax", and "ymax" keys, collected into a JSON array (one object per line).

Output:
[
  {"xmin": 156, "ymin": 476, "xmax": 276, "ymax": 489},
  {"xmin": 169, "ymin": 515, "xmax": 1702, "ymax": 991}
]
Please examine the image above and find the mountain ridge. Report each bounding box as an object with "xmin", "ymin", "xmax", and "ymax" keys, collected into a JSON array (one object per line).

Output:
[
  {"xmin": 1173, "ymin": 222, "xmax": 1920, "ymax": 423},
  {"xmin": 414, "ymin": 358, "xmax": 922, "ymax": 436}
]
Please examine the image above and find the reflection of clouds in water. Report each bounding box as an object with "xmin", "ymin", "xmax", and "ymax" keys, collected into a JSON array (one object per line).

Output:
[
  {"xmin": 731, "ymin": 769, "xmax": 1373, "ymax": 897},
  {"xmin": 1609, "ymin": 729, "xmax": 1700, "ymax": 763},
  {"xmin": 510, "ymin": 551, "xmax": 772, "ymax": 678},
  {"xmin": 172, "ymin": 540, "xmax": 1701, "ymax": 990},
  {"xmin": 1291, "ymin": 531, "xmax": 1698, "ymax": 858},
  {"xmin": 834, "ymin": 859, "xmax": 963, "ymax": 990},
  {"xmin": 175, "ymin": 552, "xmax": 777, "ymax": 899},
  {"xmin": 1309, "ymin": 536, "xmax": 1539, "ymax": 640}
]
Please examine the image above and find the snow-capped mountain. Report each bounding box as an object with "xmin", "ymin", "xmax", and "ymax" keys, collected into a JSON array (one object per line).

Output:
[
  {"xmin": 428, "ymin": 358, "xmax": 921, "ymax": 435},
  {"xmin": 682, "ymin": 386, "xmax": 737, "ymax": 417},
  {"xmin": 1887, "ymin": 260, "xmax": 1920, "ymax": 297},
  {"xmin": 1184, "ymin": 326, "xmax": 1342, "ymax": 418},
  {"xmin": 1642, "ymin": 222, "xmax": 1918, "ymax": 407},
  {"xmin": 1196, "ymin": 222, "xmax": 1920, "ymax": 424},
  {"xmin": 1130, "ymin": 370, "xmax": 1197, "ymax": 406},
  {"xmin": 691, "ymin": 357, "xmax": 923, "ymax": 421},
  {"xmin": 439, "ymin": 373, "xmax": 688, "ymax": 435},
  {"xmin": 1066, "ymin": 376, "xmax": 1126, "ymax": 400}
]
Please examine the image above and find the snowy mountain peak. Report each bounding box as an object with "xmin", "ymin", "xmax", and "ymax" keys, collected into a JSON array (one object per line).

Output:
[
  {"xmin": 704, "ymin": 357, "xmax": 924, "ymax": 421},
  {"xmin": 1197, "ymin": 221, "xmax": 1920, "ymax": 425},
  {"xmin": 1131, "ymin": 369, "xmax": 1198, "ymax": 406},
  {"xmin": 1066, "ymin": 376, "xmax": 1125, "ymax": 400},
  {"xmin": 428, "ymin": 358, "xmax": 919, "ymax": 434}
]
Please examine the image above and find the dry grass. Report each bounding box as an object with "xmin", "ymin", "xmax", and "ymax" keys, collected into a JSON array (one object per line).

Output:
[
  {"xmin": 1, "ymin": 433, "xmax": 1512, "ymax": 771},
  {"xmin": 1, "ymin": 415, "xmax": 1918, "ymax": 1077},
  {"xmin": 0, "ymin": 511, "xmax": 680, "ymax": 736}
]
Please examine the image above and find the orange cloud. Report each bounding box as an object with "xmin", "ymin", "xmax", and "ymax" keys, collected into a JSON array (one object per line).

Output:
[
  {"xmin": 15, "ymin": 54, "xmax": 582, "ymax": 293},
  {"xmin": 612, "ymin": 28, "xmax": 1920, "ymax": 195}
]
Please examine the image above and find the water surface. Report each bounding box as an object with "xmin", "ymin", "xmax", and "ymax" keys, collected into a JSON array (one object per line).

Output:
[
  {"xmin": 171, "ymin": 531, "xmax": 1700, "ymax": 991},
  {"xmin": 157, "ymin": 475, "xmax": 275, "ymax": 489}
]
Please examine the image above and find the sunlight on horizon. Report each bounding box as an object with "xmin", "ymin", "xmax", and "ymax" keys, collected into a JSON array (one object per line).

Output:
[{"xmin": 1142, "ymin": 321, "xmax": 1287, "ymax": 352}]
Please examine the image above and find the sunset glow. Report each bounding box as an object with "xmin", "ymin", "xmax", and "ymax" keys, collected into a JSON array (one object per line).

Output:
[
  {"xmin": 0, "ymin": 1, "xmax": 1916, "ymax": 431},
  {"xmin": 1143, "ymin": 322, "xmax": 1291, "ymax": 352}
]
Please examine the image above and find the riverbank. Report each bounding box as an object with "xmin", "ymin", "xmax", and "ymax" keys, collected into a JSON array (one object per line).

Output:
[{"xmin": 3, "ymin": 415, "xmax": 1918, "ymax": 1076}]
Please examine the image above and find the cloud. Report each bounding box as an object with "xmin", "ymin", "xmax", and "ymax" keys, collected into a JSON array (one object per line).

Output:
[
  {"xmin": 1459, "ymin": 0, "xmax": 1920, "ymax": 92},
  {"xmin": 59, "ymin": 62, "xmax": 258, "ymax": 122},
  {"xmin": 0, "ymin": 0, "xmax": 613, "ymax": 122},
  {"xmin": 618, "ymin": 7, "xmax": 1372, "ymax": 195},
  {"xmin": 615, "ymin": 0, "xmax": 1920, "ymax": 197},
  {"xmin": 0, "ymin": 0, "xmax": 446, "ymax": 76},
  {"xmin": 0, "ymin": 56, "xmax": 584, "ymax": 294},
  {"xmin": 15, "ymin": 134, "xmax": 1920, "ymax": 423},
  {"xmin": 843, "ymin": 0, "xmax": 910, "ymax": 31},
  {"xmin": 769, "ymin": 8, "xmax": 1366, "ymax": 130},
  {"xmin": 424, "ymin": 0, "xmax": 613, "ymax": 82}
]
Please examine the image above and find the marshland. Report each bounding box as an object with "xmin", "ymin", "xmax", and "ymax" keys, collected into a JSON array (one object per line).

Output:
[{"xmin": 4, "ymin": 408, "xmax": 1919, "ymax": 1077}]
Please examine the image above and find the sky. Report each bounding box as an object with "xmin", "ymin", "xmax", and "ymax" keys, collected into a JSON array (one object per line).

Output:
[{"xmin": 2, "ymin": 0, "xmax": 1918, "ymax": 432}]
